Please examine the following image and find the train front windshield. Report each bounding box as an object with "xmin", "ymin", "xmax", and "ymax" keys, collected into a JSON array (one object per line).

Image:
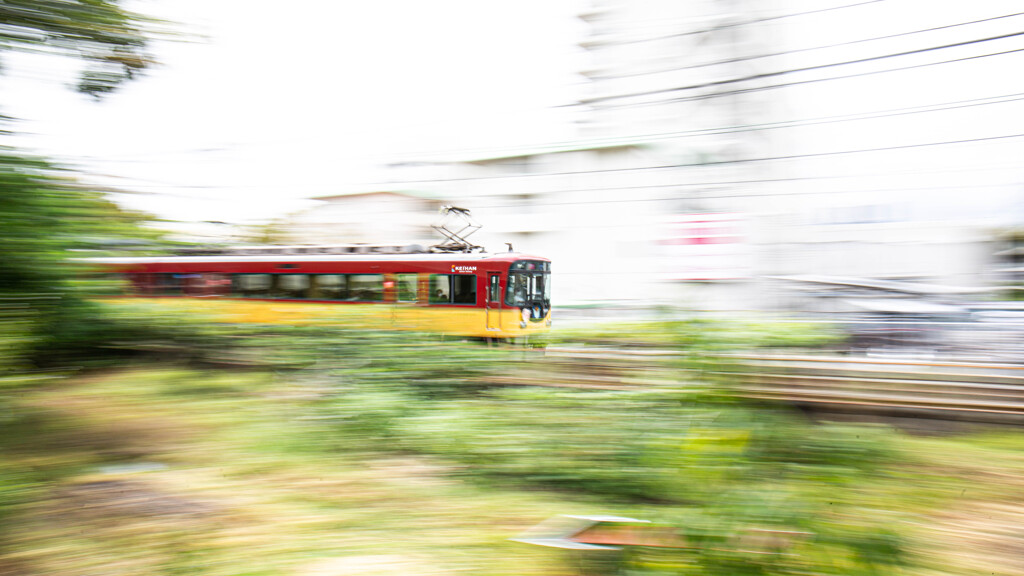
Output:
[{"xmin": 505, "ymin": 260, "xmax": 551, "ymax": 310}]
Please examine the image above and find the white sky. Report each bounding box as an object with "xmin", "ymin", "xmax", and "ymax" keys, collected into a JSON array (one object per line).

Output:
[
  {"xmin": 0, "ymin": 0, "xmax": 586, "ymax": 224},
  {"xmin": 3, "ymin": 0, "xmax": 1023, "ymax": 230}
]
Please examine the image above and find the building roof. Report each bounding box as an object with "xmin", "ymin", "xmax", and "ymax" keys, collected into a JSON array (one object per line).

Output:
[
  {"xmin": 774, "ymin": 275, "xmax": 995, "ymax": 295},
  {"xmin": 391, "ymin": 135, "xmax": 660, "ymax": 165},
  {"xmin": 309, "ymin": 189, "xmax": 443, "ymax": 202},
  {"xmin": 844, "ymin": 298, "xmax": 965, "ymax": 315}
]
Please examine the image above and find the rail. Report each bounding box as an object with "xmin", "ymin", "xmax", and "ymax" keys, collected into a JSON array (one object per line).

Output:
[{"xmin": 493, "ymin": 348, "xmax": 1024, "ymax": 422}]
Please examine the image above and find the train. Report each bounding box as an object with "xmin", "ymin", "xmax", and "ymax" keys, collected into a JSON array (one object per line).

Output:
[{"xmin": 87, "ymin": 245, "xmax": 552, "ymax": 340}]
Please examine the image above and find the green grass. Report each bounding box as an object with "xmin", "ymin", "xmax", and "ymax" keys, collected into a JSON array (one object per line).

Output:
[
  {"xmin": 2, "ymin": 366, "xmax": 604, "ymax": 575},
  {"xmin": 1, "ymin": 326, "xmax": 1023, "ymax": 575}
]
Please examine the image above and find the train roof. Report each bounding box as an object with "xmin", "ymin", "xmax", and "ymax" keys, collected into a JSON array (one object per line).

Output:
[{"xmin": 83, "ymin": 252, "xmax": 549, "ymax": 265}]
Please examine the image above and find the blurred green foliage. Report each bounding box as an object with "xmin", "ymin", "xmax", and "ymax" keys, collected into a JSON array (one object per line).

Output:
[
  {"xmin": 547, "ymin": 317, "xmax": 842, "ymax": 352},
  {"xmin": 0, "ymin": 155, "xmax": 171, "ymax": 371},
  {"xmin": 328, "ymin": 387, "xmax": 902, "ymax": 574},
  {"xmin": 6, "ymin": 316, "xmax": 1024, "ymax": 574},
  {"xmin": 0, "ymin": 0, "xmax": 171, "ymax": 372},
  {"xmin": 170, "ymin": 323, "xmax": 903, "ymax": 575},
  {"xmin": 0, "ymin": 0, "xmax": 157, "ymax": 97},
  {"xmin": 0, "ymin": 4, "xmax": 171, "ymax": 564}
]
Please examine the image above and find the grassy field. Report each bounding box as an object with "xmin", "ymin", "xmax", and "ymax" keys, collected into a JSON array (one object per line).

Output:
[
  {"xmin": 2, "ymin": 328, "xmax": 1024, "ymax": 575},
  {"xmin": 2, "ymin": 367, "xmax": 590, "ymax": 576}
]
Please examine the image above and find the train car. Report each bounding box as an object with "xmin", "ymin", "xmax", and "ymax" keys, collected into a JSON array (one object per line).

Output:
[{"xmin": 88, "ymin": 248, "xmax": 552, "ymax": 340}]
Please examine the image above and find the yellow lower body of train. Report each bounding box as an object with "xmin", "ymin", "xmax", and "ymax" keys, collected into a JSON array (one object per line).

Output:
[{"xmin": 101, "ymin": 297, "xmax": 551, "ymax": 340}]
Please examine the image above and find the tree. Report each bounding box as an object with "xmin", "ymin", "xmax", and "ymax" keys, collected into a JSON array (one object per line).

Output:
[
  {"xmin": 0, "ymin": 0, "xmax": 155, "ymax": 97},
  {"xmin": 0, "ymin": 1, "xmax": 166, "ymax": 371}
]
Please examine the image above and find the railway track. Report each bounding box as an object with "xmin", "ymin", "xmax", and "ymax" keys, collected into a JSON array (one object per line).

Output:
[{"xmin": 498, "ymin": 348, "xmax": 1024, "ymax": 422}]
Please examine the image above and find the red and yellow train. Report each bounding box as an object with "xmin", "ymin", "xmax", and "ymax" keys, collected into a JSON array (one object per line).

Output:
[{"xmin": 91, "ymin": 248, "xmax": 552, "ymax": 340}]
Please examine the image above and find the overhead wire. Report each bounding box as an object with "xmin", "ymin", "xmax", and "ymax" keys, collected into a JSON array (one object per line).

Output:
[
  {"xmin": 459, "ymin": 177, "xmax": 1024, "ymax": 209},
  {"xmin": 579, "ymin": 30, "xmax": 1024, "ymax": 105},
  {"xmin": 346, "ymin": 132, "xmax": 1024, "ymax": 185},
  {"xmin": 585, "ymin": 47, "xmax": 1024, "ymax": 111},
  {"xmin": 588, "ymin": 10, "xmax": 1024, "ymax": 79},
  {"xmin": 99, "ymin": 131, "xmax": 1024, "ymax": 201},
  {"xmin": 76, "ymin": 88, "xmax": 1024, "ymax": 169},
  {"xmin": 393, "ymin": 91, "xmax": 1024, "ymax": 162},
  {"xmin": 108, "ymin": 173, "xmax": 1020, "ymax": 223},
  {"xmin": 99, "ymin": 102, "xmax": 993, "ymax": 164},
  {"xmin": 590, "ymin": 0, "xmax": 888, "ymax": 46},
  {"xmin": 131, "ymin": 176, "xmax": 1022, "ymax": 223}
]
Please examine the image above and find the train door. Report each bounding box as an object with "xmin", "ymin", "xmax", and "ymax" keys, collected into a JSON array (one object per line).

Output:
[{"xmin": 486, "ymin": 272, "xmax": 502, "ymax": 331}]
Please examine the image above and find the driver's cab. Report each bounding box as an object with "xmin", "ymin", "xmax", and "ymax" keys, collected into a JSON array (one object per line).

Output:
[{"xmin": 505, "ymin": 260, "xmax": 551, "ymax": 322}]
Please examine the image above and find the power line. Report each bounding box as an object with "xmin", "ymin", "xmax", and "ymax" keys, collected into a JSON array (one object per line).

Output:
[
  {"xmin": 698, "ymin": 132, "xmax": 1024, "ymax": 166},
  {"xmin": 56, "ymin": 60, "xmax": 1024, "ymax": 171},
  {"xmin": 588, "ymin": 0, "xmax": 888, "ymax": 46},
  {"xmin": 87, "ymin": 112, "xmax": 1024, "ymax": 201},
  {"xmin": 107, "ymin": 162, "xmax": 1024, "ymax": 197},
  {"xmin": 468, "ymin": 180, "xmax": 1022, "ymax": 210},
  {"xmin": 587, "ymin": 11, "xmax": 1024, "ymax": 80},
  {"xmin": 121, "ymin": 91, "xmax": 1024, "ymax": 168},
  {"xmin": 198, "ymin": 178, "xmax": 1024, "ymax": 220},
  {"xmin": 103, "ymin": 130, "xmax": 1024, "ymax": 192},
  {"xmin": 94, "ymin": 90, "xmax": 1024, "ymax": 170},
  {"xmin": 580, "ymin": 30, "xmax": 1024, "ymax": 105},
  {"xmin": 689, "ymin": 92, "xmax": 1024, "ymax": 136},
  {"xmin": 589, "ymin": 44, "xmax": 1024, "ymax": 111},
  {"xmin": 129, "ymin": 173, "xmax": 1018, "ymax": 220},
  {"xmin": 368, "ymin": 132, "xmax": 1024, "ymax": 185},
  {"xmin": 573, "ymin": 91, "xmax": 1024, "ymax": 146}
]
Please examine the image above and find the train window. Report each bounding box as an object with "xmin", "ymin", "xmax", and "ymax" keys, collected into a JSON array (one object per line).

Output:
[
  {"xmin": 273, "ymin": 274, "xmax": 310, "ymax": 299},
  {"xmin": 233, "ymin": 274, "xmax": 272, "ymax": 297},
  {"xmin": 127, "ymin": 273, "xmax": 148, "ymax": 294},
  {"xmin": 230, "ymin": 274, "xmax": 383, "ymax": 301},
  {"xmin": 429, "ymin": 274, "xmax": 476, "ymax": 305},
  {"xmin": 396, "ymin": 273, "xmax": 418, "ymax": 302},
  {"xmin": 311, "ymin": 274, "xmax": 346, "ymax": 299},
  {"xmin": 179, "ymin": 274, "xmax": 207, "ymax": 296},
  {"xmin": 183, "ymin": 273, "xmax": 231, "ymax": 297},
  {"xmin": 429, "ymin": 275, "xmax": 449, "ymax": 304},
  {"xmin": 452, "ymin": 275, "xmax": 476, "ymax": 304},
  {"xmin": 506, "ymin": 273, "xmax": 524, "ymax": 306},
  {"xmin": 488, "ymin": 275, "xmax": 500, "ymax": 303},
  {"xmin": 204, "ymin": 273, "xmax": 232, "ymax": 297},
  {"xmin": 347, "ymin": 274, "xmax": 384, "ymax": 301},
  {"xmin": 510, "ymin": 260, "xmax": 550, "ymax": 272},
  {"xmin": 505, "ymin": 263, "xmax": 551, "ymax": 308},
  {"xmin": 155, "ymin": 273, "xmax": 183, "ymax": 295}
]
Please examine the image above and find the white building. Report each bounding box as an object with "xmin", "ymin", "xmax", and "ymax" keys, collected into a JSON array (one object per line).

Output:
[
  {"xmin": 279, "ymin": 1, "xmax": 1024, "ymax": 310},
  {"xmin": 278, "ymin": 191, "xmax": 443, "ymax": 246}
]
